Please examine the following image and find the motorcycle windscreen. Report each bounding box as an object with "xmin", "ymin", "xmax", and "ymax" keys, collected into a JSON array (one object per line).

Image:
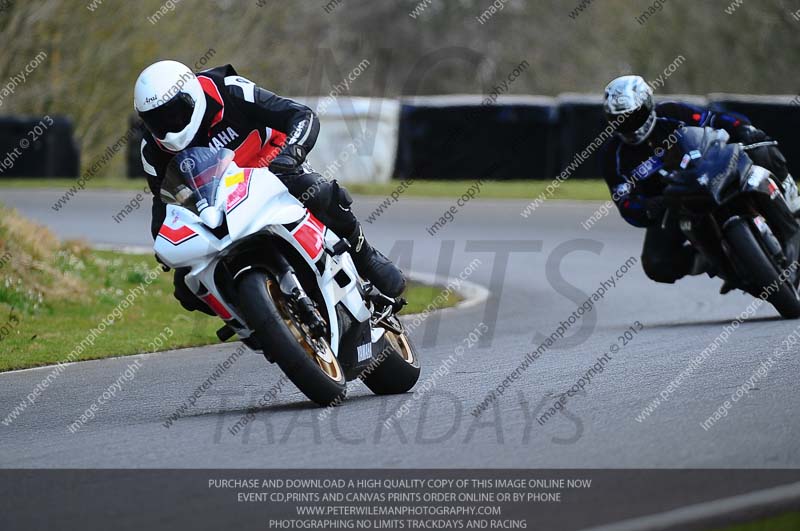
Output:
[
  {"xmin": 704, "ymin": 144, "xmax": 747, "ymax": 204},
  {"xmin": 669, "ymin": 127, "xmax": 741, "ymax": 204},
  {"xmin": 161, "ymin": 147, "xmax": 235, "ymax": 215}
]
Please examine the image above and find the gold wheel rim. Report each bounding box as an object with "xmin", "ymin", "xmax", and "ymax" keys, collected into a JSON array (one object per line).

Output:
[
  {"xmin": 386, "ymin": 329, "xmax": 415, "ymax": 364},
  {"xmin": 266, "ymin": 280, "xmax": 344, "ymax": 383}
]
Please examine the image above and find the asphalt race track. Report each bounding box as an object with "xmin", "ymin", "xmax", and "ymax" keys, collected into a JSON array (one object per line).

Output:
[{"xmin": 2, "ymin": 188, "xmax": 800, "ymax": 529}]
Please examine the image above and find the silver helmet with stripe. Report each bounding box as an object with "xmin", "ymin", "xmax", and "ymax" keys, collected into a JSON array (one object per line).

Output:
[{"xmin": 603, "ymin": 75, "xmax": 656, "ymax": 145}]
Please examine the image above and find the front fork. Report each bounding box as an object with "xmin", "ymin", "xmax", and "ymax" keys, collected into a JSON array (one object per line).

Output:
[
  {"xmin": 269, "ymin": 253, "xmax": 328, "ymax": 339},
  {"xmin": 667, "ymin": 209, "xmax": 736, "ymax": 281},
  {"xmin": 744, "ymin": 168, "xmax": 800, "ymax": 267},
  {"xmin": 751, "ymin": 191, "xmax": 800, "ymax": 272}
]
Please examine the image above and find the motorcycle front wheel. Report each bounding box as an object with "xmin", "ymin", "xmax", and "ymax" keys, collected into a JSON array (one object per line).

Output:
[
  {"xmin": 724, "ymin": 217, "xmax": 800, "ymax": 319},
  {"xmin": 237, "ymin": 270, "xmax": 347, "ymax": 407}
]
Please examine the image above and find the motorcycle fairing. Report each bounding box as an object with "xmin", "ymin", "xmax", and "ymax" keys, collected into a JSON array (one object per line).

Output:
[
  {"xmin": 223, "ymin": 165, "xmax": 307, "ymax": 241},
  {"xmin": 289, "ymin": 212, "xmax": 326, "ymax": 262},
  {"xmin": 155, "ymin": 206, "xmax": 225, "ymax": 269},
  {"xmin": 155, "ymin": 162, "xmax": 372, "ymax": 358},
  {"xmin": 743, "ymin": 166, "xmax": 800, "ymax": 248}
]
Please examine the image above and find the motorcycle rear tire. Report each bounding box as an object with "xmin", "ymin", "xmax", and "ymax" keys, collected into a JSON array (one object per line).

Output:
[{"xmin": 361, "ymin": 330, "xmax": 421, "ymax": 395}]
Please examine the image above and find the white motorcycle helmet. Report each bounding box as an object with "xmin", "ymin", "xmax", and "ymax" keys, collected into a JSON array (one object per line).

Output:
[
  {"xmin": 603, "ymin": 75, "xmax": 656, "ymax": 145},
  {"xmin": 134, "ymin": 60, "xmax": 207, "ymax": 152}
]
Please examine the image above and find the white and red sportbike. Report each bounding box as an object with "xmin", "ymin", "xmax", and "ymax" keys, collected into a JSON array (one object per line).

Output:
[{"xmin": 154, "ymin": 147, "xmax": 420, "ymax": 406}]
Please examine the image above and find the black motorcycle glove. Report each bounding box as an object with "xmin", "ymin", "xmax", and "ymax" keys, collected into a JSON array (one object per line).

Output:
[{"xmin": 270, "ymin": 144, "xmax": 307, "ymax": 175}]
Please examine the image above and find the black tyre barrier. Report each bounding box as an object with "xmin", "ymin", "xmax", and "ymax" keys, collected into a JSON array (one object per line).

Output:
[
  {"xmin": 709, "ymin": 94, "xmax": 800, "ymax": 177},
  {"xmin": 395, "ymin": 96, "xmax": 558, "ymax": 180},
  {"xmin": 126, "ymin": 114, "xmax": 147, "ymax": 179},
  {"xmin": 0, "ymin": 115, "xmax": 79, "ymax": 178},
  {"xmin": 555, "ymin": 94, "xmax": 605, "ymax": 180},
  {"xmin": 5, "ymin": 95, "xmax": 790, "ymax": 183},
  {"xmin": 555, "ymin": 95, "xmax": 709, "ymax": 181}
]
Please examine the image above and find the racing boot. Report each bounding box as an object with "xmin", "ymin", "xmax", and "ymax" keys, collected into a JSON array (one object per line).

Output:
[
  {"xmin": 688, "ymin": 251, "xmax": 712, "ymax": 277},
  {"xmin": 347, "ymin": 224, "xmax": 406, "ymax": 297},
  {"xmin": 783, "ymin": 175, "xmax": 800, "ymax": 215},
  {"xmin": 719, "ymin": 279, "xmax": 736, "ymax": 295}
]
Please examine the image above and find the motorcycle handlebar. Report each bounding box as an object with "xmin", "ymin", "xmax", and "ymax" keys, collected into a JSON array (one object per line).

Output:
[{"xmin": 742, "ymin": 140, "xmax": 778, "ymax": 151}]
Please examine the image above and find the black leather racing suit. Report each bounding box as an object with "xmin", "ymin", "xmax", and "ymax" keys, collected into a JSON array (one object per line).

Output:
[
  {"xmin": 142, "ymin": 65, "xmax": 364, "ymax": 313},
  {"xmin": 601, "ymin": 101, "xmax": 790, "ymax": 283}
]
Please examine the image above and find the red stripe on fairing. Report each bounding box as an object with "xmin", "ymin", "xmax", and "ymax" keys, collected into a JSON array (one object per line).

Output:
[
  {"xmin": 226, "ymin": 168, "xmax": 253, "ymax": 212},
  {"xmin": 200, "ymin": 293, "xmax": 232, "ymax": 320},
  {"xmin": 197, "ymin": 75, "xmax": 224, "ymax": 128},
  {"xmin": 307, "ymin": 213, "xmax": 325, "ymax": 232},
  {"xmin": 158, "ymin": 225, "xmax": 197, "ymax": 245},
  {"xmin": 291, "ymin": 213, "xmax": 326, "ymax": 261}
]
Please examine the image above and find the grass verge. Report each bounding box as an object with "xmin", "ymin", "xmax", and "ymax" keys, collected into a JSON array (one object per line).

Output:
[
  {"xmin": 714, "ymin": 511, "xmax": 800, "ymax": 531},
  {"xmin": 1, "ymin": 177, "xmax": 611, "ymax": 201},
  {"xmin": 349, "ymin": 179, "xmax": 609, "ymax": 200},
  {"xmin": 1, "ymin": 177, "xmax": 148, "ymax": 191},
  {"xmin": 0, "ymin": 206, "xmax": 460, "ymax": 371}
]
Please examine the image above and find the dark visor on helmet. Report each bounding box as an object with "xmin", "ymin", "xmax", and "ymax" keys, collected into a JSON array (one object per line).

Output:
[
  {"xmin": 139, "ymin": 92, "xmax": 195, "ymax": 139},
  {"xmin": 610, "ymin": 105, "xmax": 652, "ymax": 134}
]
